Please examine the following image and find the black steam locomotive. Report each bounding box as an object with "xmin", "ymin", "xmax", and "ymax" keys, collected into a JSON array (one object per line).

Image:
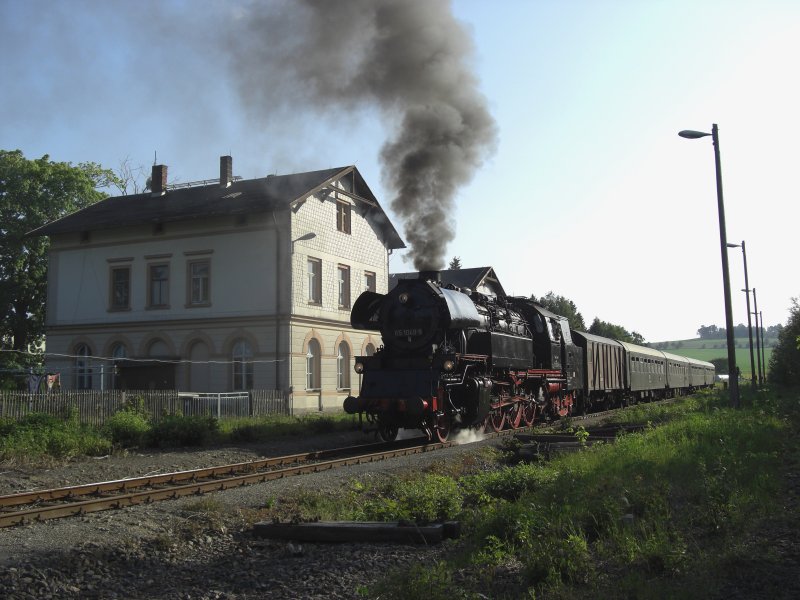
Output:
[{"xmin": 343, "ymin": 272, "xmax": 714, "ymax": 442}]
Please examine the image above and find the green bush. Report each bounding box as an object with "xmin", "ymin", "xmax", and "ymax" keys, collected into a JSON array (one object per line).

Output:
[
  {"xmin": 105, "ymin": 410, "xmax": 151, "ymax": 447},
  {"xmin": 461, "ymin": 462, "xmax": 554, "ymax": 503},
  {"xmin": 148, "ymin": 414, "xmax": 220, "ymax": 447},
  {"xmin": 356, "ymin": 474, "xmax": 463, "ymax": 523},
  {"xmin": 0, "ymin": 412, "xmax": 111, "ymax": 460},
  {"xmin": 768, "ymin": 298, "xmax": 800, "ymax": 385}
]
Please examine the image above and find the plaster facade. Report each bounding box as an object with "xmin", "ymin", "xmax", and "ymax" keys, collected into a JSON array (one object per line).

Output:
[{"xmin": 41, "ymin": 165, "xmax": 401, "ymax": 412}]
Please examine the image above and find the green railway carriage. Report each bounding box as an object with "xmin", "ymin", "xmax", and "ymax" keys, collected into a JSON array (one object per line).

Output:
[
  {"xmin": 618, "ymin": 342, "xmax": 668, "ymax": 399},
  {"xmin": 686, "ymin": 356, "xmax": 716, "ymax": 387},
  {"xmin": 663, "ymin": 352, "xmax": 691, "ymax": 391}
]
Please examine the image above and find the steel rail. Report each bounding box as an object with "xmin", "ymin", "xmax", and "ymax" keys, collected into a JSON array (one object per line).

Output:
[
  {"xmin": 0, "ymin": 440, "xmax": 457, "ymax": 527},
  {"xmin": 0, "ymin": 438, "xmax": 416, "ymax": 508},
  {"xmin": 0, "ymin": 402, "xmax": 637, "ymax": 528}
]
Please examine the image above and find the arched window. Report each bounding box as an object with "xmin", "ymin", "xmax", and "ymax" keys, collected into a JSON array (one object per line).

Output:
[
  {"xmin": 75, "ymin": 344, "xmax": 93, "ymax": 390},
  {"xmin": 110, "ymin": 343, "xmax": 127, "ymax": 389},
  {"xmin": 337, "ymin": 342, "xmax": 350, "ymax": 390},
  {"xmin": 112, "ymin": 343, "xmax": 127, "ymax": 360},
  {"xmin": 306, "ymin": 339, "xmax": 321, "ymax": 390},
  {"xmin": 365, "ymin": 343, "xmax": 376, "ymax": 357},
  {"xmin": 232, "ymin": 340, "xmax": 254, "ymax": 390}
]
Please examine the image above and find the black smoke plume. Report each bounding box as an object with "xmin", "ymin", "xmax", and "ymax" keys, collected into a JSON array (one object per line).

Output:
[{"xmin": 226, "ymin": 0, "xmax": 497, "ymax": 271}]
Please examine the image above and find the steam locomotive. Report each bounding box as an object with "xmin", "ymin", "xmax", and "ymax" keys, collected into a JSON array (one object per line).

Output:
[{"xmin": 343, "ymin": 272, "xmax": 715, "ymax": 442}]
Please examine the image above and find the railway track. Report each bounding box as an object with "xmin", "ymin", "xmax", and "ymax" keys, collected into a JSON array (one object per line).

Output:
[{"xmin": 0, "ymin": 404, "xmax": 629, "ymax": 528}]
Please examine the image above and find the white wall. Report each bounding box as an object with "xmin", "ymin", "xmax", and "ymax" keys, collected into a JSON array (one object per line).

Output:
[{"xmin": 47, "ymin": 216, "xmax": 280, "ymax": 326}]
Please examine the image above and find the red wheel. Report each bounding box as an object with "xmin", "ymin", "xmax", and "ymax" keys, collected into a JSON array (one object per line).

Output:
[
  {"xmin": 522, "ymin": 399, "xmax": 536, "ymax": 427},
  {"xmin": 508, "ymin": 402, "xmax": 523, "ymax": 429},
  {"xmin": 434, "ymin": 413, "xmax": 451, "ymax": 443},
  {"xmin": 557, "ymin": 393, "xmax": 574, "ymax": 417},
  {"xmin": 485, "ymin": 407, "xmax": 505, "ymax": 432}
]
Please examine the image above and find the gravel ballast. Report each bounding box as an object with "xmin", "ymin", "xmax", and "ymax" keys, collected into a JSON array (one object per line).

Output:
[{"xmin": 0, "ymin": 429, "xmax": 480, "ymax": 599}]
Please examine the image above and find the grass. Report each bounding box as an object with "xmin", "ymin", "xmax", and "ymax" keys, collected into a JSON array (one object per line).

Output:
[
  {"xmin": 0, "ymin": 407, "xmax": 360, "ymax": 462},
  {"xmin": 647, "ymin": 336, "xmax": 773, "ymax": 379},
  {"xmin": 246, "ymin": 387, "xmax": 797, "ymax": 599},
  {"xmin": 0, "ymin": 410, "xmax": 111, "ymax": 462}
]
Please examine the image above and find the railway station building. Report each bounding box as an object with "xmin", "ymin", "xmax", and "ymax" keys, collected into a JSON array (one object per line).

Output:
[{"xmin": 32, "ymin": 157, "xmax": 405, "ymax": 412}]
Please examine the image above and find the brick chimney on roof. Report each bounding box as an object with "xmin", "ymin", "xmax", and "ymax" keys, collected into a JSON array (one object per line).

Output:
[
  {"xmin": 220, "ymin": 155, "xmax": 233, "ymax": 188},
  {"xmin": 151, "ymin": 165, "xmax": 167, "ymax": 196}
]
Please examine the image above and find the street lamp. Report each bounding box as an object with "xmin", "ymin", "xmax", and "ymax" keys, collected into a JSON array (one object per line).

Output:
[
  {"xmin": 749, "ymin": 288, "xmax": 762, "ymax": 385},
  {"xmin": 759, "ymin": 310, "xmax": 766, "ymax": 382},
  {"xmin": 679, "ymin": 124, "xmax": 739, "ymax": 407},
  {"xmin": 752, "ymin": 287, "xmax": 766, "ymax": 383},
  {"xmin": 727, "ymin": 241, "xmax": 756, "ymax": 389}
]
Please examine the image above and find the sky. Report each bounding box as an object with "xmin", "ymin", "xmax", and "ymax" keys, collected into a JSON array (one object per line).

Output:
[{"xmin": 1, "ymin": 0, "xmax": 797, "ymax": 343}]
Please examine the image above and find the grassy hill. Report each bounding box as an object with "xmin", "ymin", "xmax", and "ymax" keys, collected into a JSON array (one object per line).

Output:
[{"xmin": 649, "ymin": 337, "xmax": 774, "ymax": 379}]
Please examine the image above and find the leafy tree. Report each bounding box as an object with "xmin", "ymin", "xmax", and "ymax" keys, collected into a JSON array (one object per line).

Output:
[
  {"xmin": 768, "ymin": 298, "xmax": 800, "ymax": 386},
  {"xmin": 0, "ymin": 150, "xmax": 112, "ymax": 387},
  {"xmin": 531, "ymin": 291, "xmax": 586, "ymax": 331},
  {"xmin": 697, "ymin": 324, "xmax": 722, "ymax": 339},
  {"xmin": 588, "ymin": 317, "xmax": 644, "ymax": 344},
  {"xmin": 709, "ymin": 357, "xmax": 729, "ymax": 375},
  {"xmin": 448, "ymin": 256, "xmax": 462, "ymax": 270}
]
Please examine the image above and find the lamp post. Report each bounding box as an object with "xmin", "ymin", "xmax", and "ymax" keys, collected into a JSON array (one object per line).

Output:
[
  {"xmin": 727, "ymin": 241, "xmax": 756, "ymax": 389},
  {"xmin": 679, "ymin": 124, "xmax": 739, "ymax": 407},
  {"xmin": 760, "ymin": 310, "xmax": 766, "ymax": 382},
  {"xmin": 752, "ymin": 285, "xmax": 767, "ymax": 382},
  {"xmin": 751, "ymin": 287, "xmax": 763, "ymax": 385}
]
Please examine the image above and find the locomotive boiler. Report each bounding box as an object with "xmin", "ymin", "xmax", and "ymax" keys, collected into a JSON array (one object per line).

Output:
[{"xmin": 343, "ymin": 273, "xmax": 582, "ymax": 441}]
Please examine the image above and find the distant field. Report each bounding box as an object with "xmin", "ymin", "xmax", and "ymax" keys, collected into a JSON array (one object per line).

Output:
[
  {"xmin": 661, "ymin": 337, "xmax": 778, "ymax": 351},
  {"xmin": 652, "ymin": 338, "xmax": 773, "ymax": 378}
]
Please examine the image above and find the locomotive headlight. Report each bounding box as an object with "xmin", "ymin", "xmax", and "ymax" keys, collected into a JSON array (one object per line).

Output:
[
  {"xmin": 398, "ymin": 292, "xmax": 410, "ymax": 304},
  {"xmin": 354, "ymin": 361, "xmax": 365, "ymax": 374},
  {"xmin": 443, "ymin": 359, "xmax": 455, "ymax": 372}
]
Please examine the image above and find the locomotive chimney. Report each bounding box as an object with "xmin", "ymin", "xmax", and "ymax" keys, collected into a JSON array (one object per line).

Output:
[{"xmin": 419, "ymin": 270, "xmax": 441, "ymax": 283}]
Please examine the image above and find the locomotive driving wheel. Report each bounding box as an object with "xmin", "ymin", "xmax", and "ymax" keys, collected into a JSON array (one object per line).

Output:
[
  {"xmin": 485, "ymin": 405, "xmax": 505, "ymax": 432},
  {"xmin": 433, "ymin": 412, "xmax": 451, "ymax": 443},
  {"xmin": 522, "ymin": 398, "xmax": 537, "ymax": 427},
  {"xmin": 377, "ymin": 421, "xmax": 399, "ymax": 442},
  {"xmin": 507, "ymin": 401, "xmax": 523, "ymax": 429}
]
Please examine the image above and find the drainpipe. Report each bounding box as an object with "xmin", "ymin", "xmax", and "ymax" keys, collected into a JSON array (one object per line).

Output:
[{"xmin": 274, "ymin": 212, "xmax": 281, "ymax": 392}]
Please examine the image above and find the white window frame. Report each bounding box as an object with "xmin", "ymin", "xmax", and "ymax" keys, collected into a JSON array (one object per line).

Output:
[
  {"xmin": 364, "ymin": 271, "xmax": 376, "ymax": 293},
  {"xmin": 148, "ymin": 263, "xmax": 170, "ymax": 308},
  {"xmin": 188, "ymin": 259, "xmax": 210, "ymax": 306},
  {"xmin": 337, "ymin": 342, "xmax": 350, "ymax": 390},
  {"xmin": 109, "ymin": 343, "xmax": 127, "ymax": 389},
  {"xmin": 232, "ymin": 340, "xmax": 254, "ymax": 391},
  {"xmin": 336, "ymin": 199, "xmax": 351, "ymax": 234},
  {"xmin": 109, "ymin": 266, "xmax": 131, "ymax": 310},
  {"xmin": 75, "ymin": 344, "xmax": 93, "ymax": 390},
  {"xmin": 338, "ymin": 264, "xmax": 350, "ymax": 309},
  {"xmin": 307, "ymin": 258, "xmax": 322, "ymax": 304},
  {"xmin": 306, "ymin": 339, "xmax": 321, "ymax": 390}
]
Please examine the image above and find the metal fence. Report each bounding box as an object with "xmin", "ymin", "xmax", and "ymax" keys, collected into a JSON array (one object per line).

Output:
[{"xmin": 0, "ymin": 389, "xmax": 289, "ymax": 427}]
